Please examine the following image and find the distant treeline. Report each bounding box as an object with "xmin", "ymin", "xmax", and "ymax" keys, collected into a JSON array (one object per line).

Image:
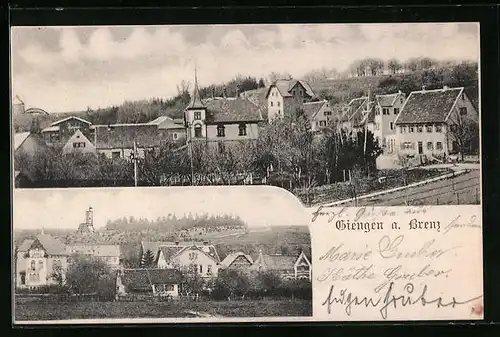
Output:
[{"xmin": 104, "ymin": 214, "xmax": 248, "ymax": 231}]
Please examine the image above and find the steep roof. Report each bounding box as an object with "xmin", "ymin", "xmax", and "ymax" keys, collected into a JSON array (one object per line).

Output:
[
  {"xmin": 93, "ymin": 124, "xmax": 162, "ymax": 149},
  {"xmin": 187, "ymin": 72, "xmax": 206, "ymax": 110},
  {"xmin": 204, "ymin": 98, "xmax": 263, "ymax": 123},
  {"xmin": 68, "ymin": 244, "xmax": 120, "ymax": 257},
  {"xmin": 266, "ymin": 79, "xmax": 315, "ymax": 98},
  {"xmin": 14, "ymin": 132, "xmax": 31, "ymax": 151},
  {"xmin": 375, "ymin": 93, "xmax": 401, "ymax": 107},
  {"xmin": 158, "ymin": 246, "xmax": 185, "ymax": 263},
  {"xmin": 50, "ymin": 116, "xmax": 92, "ymax": 126},
  {"xmin": 221, "ymin": 251, "xmax": 253, "ymax": 268},
  {"xmin": 343, "ymin": 97, "xmax": 368, "ymax": 123},
  {"xmin": 41, "ymin": 125, "xmax": 60, "ymax": 133},
  {"xmin": 302, "ymin": 100, "xmax": 327, "ymax": 120},
  {"xmin": 120, "ymin": 268, "xmax": 182, "ymax": 291},
  {"xmin": 28, "ymin": 234, "xmax": 68, "ymax": 256},
  {"xmin": 13, "ymin": 95, "xmax": 24, "ymax": 105},
  {"xmin": 143, "ymin": 241, "xmax": 220, "ymax": 263},
  {"xmin": 240, "ymin": 87, "xmax": 268, "ymax": 111},
  {"xmin": 250, "ymin": 253, "xmax": 296, "ymax": 271},
  {"xmin": 147, "ymin": 116, "xmax": 185, "ymax": 129},
  {"xmin": 394, "ymin": 87, "xmax": 464, "ymax": 125},
  {"xmin": 18, "ymin": 239, "xmax": 34, "ymax": 252}
]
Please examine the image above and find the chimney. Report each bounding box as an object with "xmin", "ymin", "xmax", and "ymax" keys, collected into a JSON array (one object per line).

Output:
[
  {"xmin": 86, "ymin": 207, "xmax": 93, "ymax": 226},
  {"xmin": 175, "ymin": 241, "xmax": 179, "ymax": 246},
  {"xmin": 421, "ymin": 85, "xmax": 426, "ymax": 91},
  {"xmin": 443, "ymin": 85, "xmax": 449, "ymax": 91}
]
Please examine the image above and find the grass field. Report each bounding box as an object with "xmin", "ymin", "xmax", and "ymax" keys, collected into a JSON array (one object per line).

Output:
[{"xmin": 15, "ymin": 299, "xmax": 312, "ymax": 321}]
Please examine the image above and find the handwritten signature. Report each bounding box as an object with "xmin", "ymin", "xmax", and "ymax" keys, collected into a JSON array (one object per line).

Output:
[
  {"xmin": 321, "ymin": 282, "xmax": 483, "ymax": 319},
  {"xmin": 443, "ymin": 215, "xmax": 481, "ymax": 234}
]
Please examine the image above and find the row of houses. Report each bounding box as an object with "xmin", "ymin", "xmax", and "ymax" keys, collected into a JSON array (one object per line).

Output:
[{"xmin": 13, "ymin": 75, "xmax": 478, "ymax": 168}]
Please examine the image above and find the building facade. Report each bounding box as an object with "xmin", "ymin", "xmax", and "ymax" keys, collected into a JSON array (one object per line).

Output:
[
  {"xmin": 220, "ymin": 252, "xmax": 254, "ymax": 270},
  {"xmin": 41, "ymin": 116, "xmax": 93, "ymax": 147},
  {"xmin": 394, "ymin": 86, "xmax": 478, "ymax": 160},
  {"xmin": 115, "ymin": 268, "xmax": 182, "ymax": 298},
  {"xmin": 265, "ymin": 79, "xmax": 315, "ymax": 122},
  {"xmin": 62, "ymin": 129, "xmax": 96, "ymax": 155},
  {"xmin": 249, "ymin": 250, "xmax": 312, "ymax": 281},
  {"xmin": 302, "ymin": 100, "xmax": 335, "ymax": 132}
]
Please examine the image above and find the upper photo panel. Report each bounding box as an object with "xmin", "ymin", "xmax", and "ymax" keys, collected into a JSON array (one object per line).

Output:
[{"xmin": 11, "ymin": 23, "xmax": 480, "ymax": 206}]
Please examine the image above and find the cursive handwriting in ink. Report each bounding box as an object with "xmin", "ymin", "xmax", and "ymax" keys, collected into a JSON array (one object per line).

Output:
[
  {"xmin": 321, "ymin": 282, "xmax": 483, "ymax": 319},
  {"xmin": 444, "ymin": 215, "xmax": 481, "ymax": 234},
  {"xmin": 377, "ymin": 235, "xmax": 461, "ymax": 260}
]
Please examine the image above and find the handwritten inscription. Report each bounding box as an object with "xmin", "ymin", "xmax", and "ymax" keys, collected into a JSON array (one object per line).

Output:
[
  {"xmin": 444, "ymin": 215, "xmax": 481, "ymax": 234},
  {"xmin": 321, "ymin": 282, "xmax": 483, "ymax": 319}
]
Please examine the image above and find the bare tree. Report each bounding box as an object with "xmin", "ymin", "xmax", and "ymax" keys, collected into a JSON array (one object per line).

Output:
[
  {"xmin": 388, "ymin": 58, "xmax": 403, "ymax": 74},
  {"xmin": 447, "ymin": 109, "xmax": 480, "ymax": 161}
]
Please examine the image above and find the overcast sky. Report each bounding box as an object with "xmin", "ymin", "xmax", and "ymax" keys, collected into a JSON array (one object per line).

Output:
[
  {"xmin": 11, "ymin": 23, "xmax": 479, "ymax": 113},
  {"xmin": 13, "ymin": 186, "xmax": 309, "ymax": 230}
]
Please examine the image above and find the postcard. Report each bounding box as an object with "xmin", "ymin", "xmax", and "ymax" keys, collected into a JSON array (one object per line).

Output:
[{"xmin": 11, "ymin": 22, "xmax": 482, "ymax": 324}]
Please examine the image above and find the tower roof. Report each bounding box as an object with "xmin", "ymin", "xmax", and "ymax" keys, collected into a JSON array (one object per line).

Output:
[
  {"xmin": 13, "ymin": 95, "xmax": 24, "ymax": 105},
  {"xmin": 187, "ymin": 67, "xmax": 206, "ymax": 110}
]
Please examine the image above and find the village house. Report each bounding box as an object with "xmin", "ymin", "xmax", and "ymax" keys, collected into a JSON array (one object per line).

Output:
[
  {"xmin": 184, "ymin": 74, "xmax": 263, "ymax": 147},
  {"xmin": 374, "ymin": 91, "xmax": 407, "ymax": 154},
  {"xmin": 146, "ymin": 116, "xmax": 187, "ymax": 144},
  {"xmin": 394, "ymin": 86, "xmax": 478, "ymax": 160},
  {"xmin": 62, "ymin": 129, "xmax": 96, "ymax": 156},
  {"xmin": 249, "ymin": 250, "xmax": 312, "ymax": 280},
  {"xmin": 265, "ymin": 79, "xmax": 315, "ymax": 122},
  {"xmin": 92, "ymin": 123, "xmax": 161, "ymax": 159},
  {"xmin": 115, "ymin": 268, "xmax": 182, "ymax": 299},
  {"xmin": 220, "ymin": 251, "xmax": 254, "ymax": 270},
  {"xmin": 141, "ymin": 241, "xmax": 221, "ymax": 278},
  {"xmin": 301, "ymin": 99, "xmax": 334, "ymax": 131},
  {"xmin": 67, "ymin": 245, "xmax": 121, "ymax": 270},
  {"xmin": 16, "ymin": 232, "xmax": 70, "ymax": 289},
  {"xmin": 41, "ymin": 116, "xmax": 93, "ymax": 147}
]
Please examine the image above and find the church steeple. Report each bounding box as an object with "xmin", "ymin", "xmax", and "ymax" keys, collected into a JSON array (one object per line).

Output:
[{"xmin": 187, "ymin": 65, "xmax": 205, "ymax": 110}]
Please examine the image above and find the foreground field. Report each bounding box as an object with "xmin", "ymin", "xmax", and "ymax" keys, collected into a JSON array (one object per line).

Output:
[{"xmin": 15, "ymin": 299, "xmax": 312, "ymax": 321}]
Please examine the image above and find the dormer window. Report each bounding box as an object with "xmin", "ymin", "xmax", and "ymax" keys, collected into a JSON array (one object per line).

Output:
[
  {"xmin": 217, "ymin": 124, "xmax": 225, "ymax": 137},
  {"xmin": 194, "ymin": 111, "xmax": 202, "ymax": 120}
]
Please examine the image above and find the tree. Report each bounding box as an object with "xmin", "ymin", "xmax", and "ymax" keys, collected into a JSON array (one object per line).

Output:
[
  {"xmin": 177, "ymin": 262, "xmax": 206, "ymax": 297},
  {"xmin": 388, "ymin": 58, "xmax": 402, "ymax": 74},
  {"xmin": 258, "ymin": 78, "xmax": 266, "ymax": 88},
  {"xmin": 213, "ymin": 269, "xmax": 251, "ymax": 300},
  {"xmin": 141, "ymin": 249, "xmax": 155, "ymax": 268},
  {"xmin": 65, "ymin": 255, "xmax": 114, "ymax": 296},
  {"xmin": 29, "ymin": 118, "xmax": 41, "ymax": 134},
  {"xmin": 447, "ymin": 112, "xmax": 480, "ymax": 161}
]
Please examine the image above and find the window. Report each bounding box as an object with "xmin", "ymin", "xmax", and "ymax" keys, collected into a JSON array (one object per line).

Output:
[
  {"xmin": 417, "ymin": 125, "xmax": 423, "ymax": 133},
  {"xmin": 459, "ymin": 107, "xmax": 467, "ymax": 116},
  {"xmin": 394, "ymin": 108, "xmax": 400, "ymax": 115},
  {"xmin": 38, "ymin": 261, "xmax": 43, "ymax": 270},
  {"xmin": 270, "ymin": 101, "xmax": 273, "ymax": 107},
  {"xmin": 238, "ymin": 123, "xmax": 247, "ymax": 136},
  {"xmin": 73, "ymin": 142, "xmax": 86, "ymax": 148},
  {"xmin": 409, "ymin": 126, "xmax": 414, "ymax": 133},
  {"xmin": 199, "ymin": 265, "xmax": 203, "ymax": 273},
  {"xmin": 319, "ymin": 121, "xmax": 327, "ymax": 127},
  {"xmin": 217, "ymin": 124, "xmax": 225, "ymax": 137},
  {"xmin": 293, "ymin": 90, "xmax": 296, "ymax": 95},
  {"xmin": 189, "ymin": 252, "xmax": 198, "ymax": 260},
  {"xmin": 277, "ymin": 101, "xmax": 280, "ymax": 107},
  {"xmin": 427, "ymin": 142, "xmax": 433, "ymax": 150},
  {"xmin": 400, "ymin": 142, "xmax": 414, "ymax": 150},
  {"xmin": 194, "ymin": 111, "xmax": 202, "ymax": 120},
  {"xmin": 166, "ymin": 284, "xmax": 174, "ymax": 292},
  {"xmin": 112, "ymin": 151, "xmax": 121, "ymax": 159},
  {"xmin": 450, "ymin": 124, "xmax": 457, "ymax": 132},
  {"xmin": 324, "ymin": 111, "xmax": 332, "ymax": 116},
  {"xmin": 400, "ymin": 98, "xmax": 404, "ymax": 104},
  {"xmin": 400, "ymin": 126, "xmax": 406, "ymax": 133},
  {"xmin": 426, "ymin": 125, "xmax": 433, "ymax": 132},
  {"xmin": 278, "ymin": 110, "xmax": 281, "ymax": 115},
  {"xmin": 383, "ymin": 108, "xmax": 389, "ymax": 115},
  {"xmin": 207, "ymin": 265, "xmax": 212, "ymax": 274},
  {"xmin": 436, "ymin": 142, "xmax": 443, "ymax": 150},
  {"xmin": 172, "ymin": 133, "xmax": 178, "ymax": 140},
  {"xmin": 390, "ymin": 122, "xmax": 394, "ymax": 130},
  {"xmin": 194, "ymin": 125, "xmax": 202, "ymax": 138},
  {"xmin": 30, "ymin": 260, "xmax": 35, "ymax": 271},
  {"xmin": 435, "ymin": 125, "xmax": 442, "ymax": 132}
]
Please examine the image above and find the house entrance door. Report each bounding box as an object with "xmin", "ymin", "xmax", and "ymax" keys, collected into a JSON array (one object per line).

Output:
[{"xmin": 418, "ymin": 141, "xmax": 423, "ymax": 154}]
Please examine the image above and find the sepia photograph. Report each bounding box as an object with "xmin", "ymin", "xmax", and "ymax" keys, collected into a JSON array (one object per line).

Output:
[
  {"xmin": 11, "ymin": 23, "xmax": 480, "ymax": 207},
  {"xmin": 13, "ymin": 187, "xmax": 312, "ymax": 322}
]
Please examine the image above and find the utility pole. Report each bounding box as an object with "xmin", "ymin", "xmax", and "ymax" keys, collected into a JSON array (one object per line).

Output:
[{"xmin": 130, "ymin": 140, "xmax": 138, "ymax": 187}]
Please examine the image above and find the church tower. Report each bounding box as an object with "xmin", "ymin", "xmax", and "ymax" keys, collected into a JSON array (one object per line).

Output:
[
  {"xmin": 12, "ymin": 95, "xmax": 25, "ymax": 115},
  {"xmin": 184, "ymin": 66, "xmax": 207, "ymax": 140}
]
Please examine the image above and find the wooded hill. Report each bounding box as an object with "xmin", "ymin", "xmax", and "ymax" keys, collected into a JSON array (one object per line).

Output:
[{"xmin": 13, "ymin": 62, "xmax": 478, "ymax": 133}]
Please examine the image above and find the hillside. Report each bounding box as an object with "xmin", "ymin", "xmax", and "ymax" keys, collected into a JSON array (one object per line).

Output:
[{"xmin": 12, "ymin": 63, "xmax": 478, "ymax": 133}]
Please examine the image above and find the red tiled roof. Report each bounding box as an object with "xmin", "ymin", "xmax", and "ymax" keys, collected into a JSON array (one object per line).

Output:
[
  {"xmin": 395, "ymin": 87, "xmax": 464, "ymax": 125},
  {"xmin": 120, "ymin": 268, "xmax": 182, "ymax": 291}
]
